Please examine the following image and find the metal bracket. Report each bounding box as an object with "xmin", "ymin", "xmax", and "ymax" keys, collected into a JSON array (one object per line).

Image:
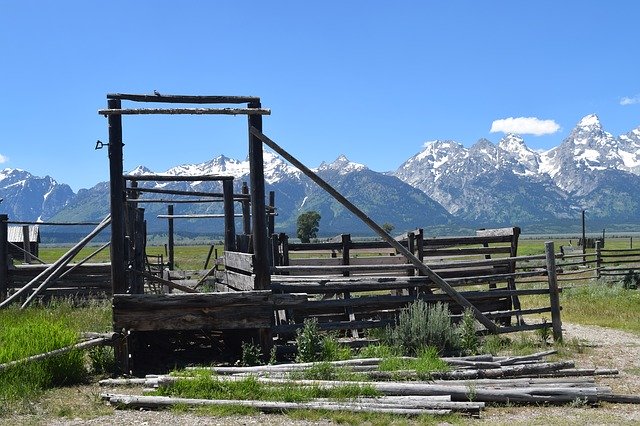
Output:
[{"xmin": 95, "ymin": 140, "xmax": 109, "ymax": 150}]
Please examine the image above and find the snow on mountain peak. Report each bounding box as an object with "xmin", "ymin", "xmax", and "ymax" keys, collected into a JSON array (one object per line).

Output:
[
  {"xmin": 577, "ymin": 114, "xmax": 601, "ymax": 128},
  {"xmin": 318, "ymin": 155, "xmax": 367, "ymax": 174}
]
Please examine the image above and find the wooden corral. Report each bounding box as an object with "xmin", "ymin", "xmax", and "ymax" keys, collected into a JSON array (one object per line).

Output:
[{"xmin": 99, "ymin": 92, "xmax": 564, "ymax": 376}]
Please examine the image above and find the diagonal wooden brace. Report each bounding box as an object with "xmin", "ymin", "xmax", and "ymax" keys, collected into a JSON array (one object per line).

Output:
[{"xmin": 250, "ymin": 126, "xmax": 498, "ymax": 333}]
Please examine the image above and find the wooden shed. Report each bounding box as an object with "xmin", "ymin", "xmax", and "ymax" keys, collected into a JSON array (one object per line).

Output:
[{"xmin": 8, "ymin": 225, "xmax": 40, "ymax": 259}]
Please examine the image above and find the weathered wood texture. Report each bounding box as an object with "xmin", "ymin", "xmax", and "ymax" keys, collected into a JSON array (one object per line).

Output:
[
  {"xmin": 269, "ymin": 227, "xmax": 545, "ymax": 337},
  {"xmin": 112, "ymin": 291, "xmax": 306, "ymax": 332}
]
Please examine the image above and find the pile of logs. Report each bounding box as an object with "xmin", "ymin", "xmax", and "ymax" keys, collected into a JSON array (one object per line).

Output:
[{"xmin": 99, "ymin": 350, "xmax": 640, "ymax": 417}]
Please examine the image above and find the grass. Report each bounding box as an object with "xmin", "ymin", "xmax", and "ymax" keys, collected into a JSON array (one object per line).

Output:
[
  {"xmin": 155, "ymin": 371, "xmax": 380, "ymax": 402},
  {"xmin": 38, "ymin": 244, "xmax": 223, "ymax": 271},
  {"xmin": 559, "ymin": 283, "xmax": 640, "ymax": 334},
  {"xmin": 0, "ymin": 299, "xmax": 112, "ymax": 413}
]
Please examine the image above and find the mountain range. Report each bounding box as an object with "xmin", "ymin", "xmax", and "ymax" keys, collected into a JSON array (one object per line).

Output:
[{"xmin": 2, "ymin": 114, "xmax": 640, "ymax": 239}]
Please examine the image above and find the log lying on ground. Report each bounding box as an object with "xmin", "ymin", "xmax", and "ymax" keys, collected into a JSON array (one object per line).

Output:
[
  {"xmin": 0, "ymin": 333, "xmax": 115, "ymax": 372},
  {"xmin": 101, "ymin": 393, "xmax": 464, "ymax": 416},
  {"xmin": 188, "ymin": 376, "xmax": 613, "ymax": 404}
]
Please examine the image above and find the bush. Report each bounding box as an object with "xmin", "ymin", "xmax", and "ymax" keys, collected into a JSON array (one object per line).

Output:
[
  {"xmin": 457, "ymin": 309, "xmax": 480, "ymax": 355},
  {"xmin": 296, "ymin": 318, "xmax": 323, "ymax": 362},
  {"xmin": 388, "ymin": 300, "xmax": 459, "ymax": 355}
]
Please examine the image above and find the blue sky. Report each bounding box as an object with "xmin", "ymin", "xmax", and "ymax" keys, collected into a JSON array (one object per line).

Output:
[{"xmin": 1, "ymin": 1, "xmax": 639, "ymax": 191}]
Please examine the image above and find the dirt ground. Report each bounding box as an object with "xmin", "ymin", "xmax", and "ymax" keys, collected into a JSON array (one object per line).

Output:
[{"xmin": 3, "ymin": 322, "xmax": 640, "ymax": 425}]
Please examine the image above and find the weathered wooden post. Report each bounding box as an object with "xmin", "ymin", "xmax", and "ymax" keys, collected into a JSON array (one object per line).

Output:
[
  {"xmin": 545, "ymin": 241, "xmax": 563, "ymax": 342},
  {"xmin": 280, "ymin": 233, "xmax": 290, "ymax": 266},
  {"xmin": 581, "ymin": 209, "xmax": 587, "ymax": 264},
  {"xmin": 241, "ymin": 182, "xmax": 251, "ymax": 235},
  {"xmin": 0, "ymin": 214, "xmax": 8, "ymax": 301},
  {"xmin": 595, "ymin": 240, "xmax": 602, "ymax": 279},
  {"xmin": 223, "ymin": 179, "xmax": 236, "ymax": 252},
  {"xmin": 108, "ymin": 98, "xmax": 127, "ymax": 295},
  {"xmin": 167, "ymin": 204, "xmax": 175, "ymax": 271},
  {"xmin": 22, "ymin": 225, "xmax": 31, "ymax": 264},
  {"xmin": 407, "ymin": 231, "xmax": 416, "ymax": 277},
  {"xmin": 247, "ymin": 101, "xmax": 270, "ymax": 290},
  {"xmin": 341, "ymin": 234, "xmax": 351, "ymax": 277},
  {"xmin": 268, "ymin": 191, "xmax": 275, "ymax": 236}
]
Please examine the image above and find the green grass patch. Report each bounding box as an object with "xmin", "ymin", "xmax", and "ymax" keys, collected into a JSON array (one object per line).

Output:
[
  {"xmin": 378, "ymin": 347, "xmax": 450, "ymax": 376},
  {"xmin": 154, "ymin": 372, "xmax": 380, "ymax": 403},
  {"xmin": 560, "ymin": 283, "xmax": 640, "ymax": 334},
  {"xmin": 0, "ymin": 299, "xmax": 112, "ymax": 408}
]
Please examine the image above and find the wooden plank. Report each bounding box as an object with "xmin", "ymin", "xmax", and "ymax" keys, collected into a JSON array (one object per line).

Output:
[
  {"xmin": 224, "ymin": 270, "xmax": 255, "ymax": 291},
  {"xmin": 422, "ymin": 247, "xmax": 512, "ymax": 257},
  {"xmin": 0, "ymin": 215, "xmax": 10, "ymax": 300},
  {"xmin": 98, "ymin": 107, "xmax": 271, "ymax": 116},
  {"xmin": 476, "ymin": 227, "xmax": 519, "ymax": 238},
  {"xmin": 106, "ymin": 93, "xmax": 260, "ymax": 104},
  {"xmin": 224, "ymin": 252, "xmax": 254, "ymax": 272},
  {"xmin": 114, "ymin": 305, "xmax": 273, "ymax": 331}
]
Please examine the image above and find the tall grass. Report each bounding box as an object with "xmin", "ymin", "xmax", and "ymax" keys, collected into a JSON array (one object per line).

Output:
[{"xmin": 0, "ymin": 299, "xmax": 112, "ymax": 407}]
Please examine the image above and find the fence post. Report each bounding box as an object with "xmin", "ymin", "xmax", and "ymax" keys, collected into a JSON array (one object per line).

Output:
[
  {"xmin": 595, "ymin": 240, "xmax": 602, "ymax": 279},
  {"xmin": 545, "ymin": 241, "xmax": 563, "ymax": 342},
  {"xmin": 341, "ymin": 234, "xmax": 350, "ymax": 277},
  {"xmin": 22, "ymin": 225, "xmax": 31, "ymax": 264},
  {"xmin": 167, "ymin": 205, "xmax": 175, "ymax": 271},
  {"xmin": 0, "ymin": 214, "xmax": 8, "ymax": 301}
]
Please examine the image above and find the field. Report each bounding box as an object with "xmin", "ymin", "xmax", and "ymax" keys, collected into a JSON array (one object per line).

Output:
[{"xmin": 1, "ymin": 237, "xmax": 638, "ymax": 424}]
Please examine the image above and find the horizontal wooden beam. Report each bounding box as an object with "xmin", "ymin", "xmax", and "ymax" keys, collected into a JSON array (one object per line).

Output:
[
  {"xmin": 107, "ymin": 93, "xmax": 260, "ymax": 104},
  {"xmin": 98, "ymin": 108, "xmax": 270, "ymax": 116},
  {"xmin": 124, "ymin": 174, "xmax": 234, "ymax": 182}
]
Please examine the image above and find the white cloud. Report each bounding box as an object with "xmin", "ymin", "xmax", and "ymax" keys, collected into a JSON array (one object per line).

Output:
[
  {"xmin": 620, "ymin": 95, "xmax": 640, "ymax": 106},
  {"xmin": 0, "ymin": 154, "xmax": 7, "ymax": 164},
  {"xmin": 490, "ymin": 117, "xmax": 560, "ymax": 136}
]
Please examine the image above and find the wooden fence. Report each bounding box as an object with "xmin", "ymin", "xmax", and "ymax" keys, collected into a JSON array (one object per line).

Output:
[
  {"xmin": 227, "ymin": 227, "xmax": 563, "ymax": 341},
  {"xmin": 0, "ymin": 214, "xmax": 112, "ymax": 303}
]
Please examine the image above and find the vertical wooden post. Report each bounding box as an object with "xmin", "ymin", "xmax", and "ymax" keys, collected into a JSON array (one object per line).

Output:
[
  {"xmin": 280, "ymin": 233, "xmax": 290, "ymax": 266},
  {"xmin": 131, "ymin": 208, "xmax": 146, "ymax": 294},
  {"xmin": 223, "ymin": 180, "xmax": 236, "ymax": 252},
  {"xmin": 248, "ymin": 102, "xmax": 270, "ymax": 290},
  {"xmin": 22, "ymin": 225, "xmax": 31, "ymax": 264},
  {"xmin": 407, "ymin": 232, "xmax": 416, "ymax": 277},
  {"xmin": 545, "ymin": 241, "xmax": 563, "ymax": 342},
  {"xmin": 167, "ymin": 204, "xmax": 175, "ymax": 271},
  {"xmin": 341, "ymin": 234, "xmax": 351, "ymax": 277},
  {"xmin": 108, "ymin": 98, "xmax": 127, "ymax": 295},
  {"xmin": 268, "ymin": 191, "xmax": 275, "ymax": 236},
  {"xmin": 581, "ymin": 209, "xmax": 586, "ymax": 264},
  {"xmin": 0, "ymin": 214, "xmax": 8, "ymax": 301},
  {"xmin": 241, "ymin": 182, "xmax": 251, "ymax": 235},
  {"xmin": 595, "ymin": 240, "xmax": 602, "ymax": 279}
]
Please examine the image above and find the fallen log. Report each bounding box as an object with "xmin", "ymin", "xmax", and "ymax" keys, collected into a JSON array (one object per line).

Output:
[
  {"xmin": 499, "ymin": 350, "xmax": 558, "ymax": 366},
  {"xmin": 101, "ymin": 393, "xmax": 455, "ymax": 416},
  {"xmin": 0, "ymin": 334, "xmax": 115, "ymax": 372}
]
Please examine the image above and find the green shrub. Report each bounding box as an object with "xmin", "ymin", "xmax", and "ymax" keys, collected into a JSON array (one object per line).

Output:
[
  {"xmin": 295, "ymin": 318, "xmax": 323, "ymax": 362},
  {"xmin": 457, "ymin": 309, "xmax": 480, "ymax": 355},
  {"xmin": 88, "ymin": 345, "xmax": 116, "ymax": 375},
  {"xmin": 240, "ymin": 341, "xmax": 263, "ymax": 367},
  {"xmin": 388, "ymin": 300, "xmax": 459, "ymax": 355}
]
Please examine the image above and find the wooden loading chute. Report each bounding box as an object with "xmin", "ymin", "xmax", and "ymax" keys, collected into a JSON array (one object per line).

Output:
[{"xmin": 101, "ymin": 93, "xmax": 562, "ymax": 375}]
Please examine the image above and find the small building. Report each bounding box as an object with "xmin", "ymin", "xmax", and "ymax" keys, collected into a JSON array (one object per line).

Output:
[{"xmin": 8, "ymin": 225, "xmax": 40, "ymax": 260}]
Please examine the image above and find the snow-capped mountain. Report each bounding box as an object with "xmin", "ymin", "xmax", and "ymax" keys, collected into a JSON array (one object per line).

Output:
[
  {"xmin": 7, "ymin": 113, "xmax": 640, "ymax": 237},
  {"xmin": 0, "ymin": 169, "xmax": 75, "ymax": 221},
  {"xmin": 394, "ymin": 114, "xmax": 640, "ymax": 227},
  {"xmin": 51, "ymin": 152, "xmax": 452, "ymax": 236}
]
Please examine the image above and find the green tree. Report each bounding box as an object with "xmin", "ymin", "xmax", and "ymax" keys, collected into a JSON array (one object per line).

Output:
[
  {"xmin": 382, "ymin": 222, "xmax": 395, "ymax": 234},
  {"xmin": 297, "ymin": 211, "xmax": 321, "ymax": 243}
]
